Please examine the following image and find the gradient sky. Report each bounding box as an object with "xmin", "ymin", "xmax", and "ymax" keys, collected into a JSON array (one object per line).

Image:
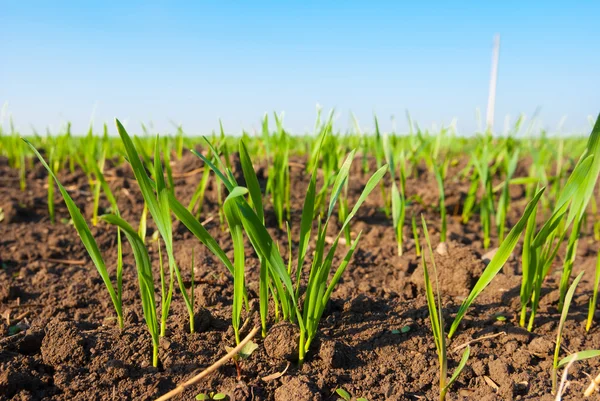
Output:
[{"xmin": 2, "ymin": 1, "xmax": 599, "ymax": 135}]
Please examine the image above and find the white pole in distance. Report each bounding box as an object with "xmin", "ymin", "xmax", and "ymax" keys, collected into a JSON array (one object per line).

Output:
[{"xmin": 486, "ymin": 34, "xmax": 500, "ymax": 134}]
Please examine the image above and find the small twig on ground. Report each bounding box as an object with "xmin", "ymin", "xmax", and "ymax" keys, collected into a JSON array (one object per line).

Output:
[
  {"xmin": 452, "ymin": 331, "xmax": 506, "ymax": 353},
  {"xmin": 0, "ymin": 331, "xmax": 25, "ymax": 347},
  {"xmin": 154, "ymin": 326, "xmax": 260, "ymax": 401},
  {"xmin": 44, "ymin": 258, "xmax": 86, "ymax": 266},
  {"xmin": 200, "ymin": 215, "xmax": 215, "ymax": 226},
  {"xmin": 288, "ymin": 161, "xmax": 305, "ymax": 169},
  {"xmin": 172, "ymin": 168, "xmax": 205, "ymax": 178},
  {"xmin": 262, "ymin": 362, "xmax": 290, "ymax": 382}
]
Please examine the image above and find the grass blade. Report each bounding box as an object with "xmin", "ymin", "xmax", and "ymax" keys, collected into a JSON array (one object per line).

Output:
[
  {"xmin": 23, "ymin": 138, "xmax": 123, "ymax": 329},
  {"xmin": 102, "ymin": 214, "xmax": 159, "ymax": 366},
  {"xmin": 448, "ymin": 187, "xmax": 545, "ymax": 338}
]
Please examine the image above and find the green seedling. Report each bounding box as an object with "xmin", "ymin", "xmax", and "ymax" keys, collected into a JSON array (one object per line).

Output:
[
  {"xmin": 412, "ymin": 215, "xmax": 421, "ymax": 256},
  {"xmin": 90, "ymin": 150, "xmax": 106, "ymax": 226},
  {"xmin": 421, "ymin": 216, "xmax": 470, "ymax": 401},
  {"xmin": 520, "ymin": 155, "xmax": 593, "ymax": 330},
  {"xmin": 472, "ymin": 145, "xmax": 495, "ymax": 250},
  {"xmin": 24, "ymin": 139, "xmax": 124, "ymax": 329},
  {"xmin": 496, "ymin": 151, "xmax": 519, "ymax": 242},
  {"xmin": 188, "ymin": 151, "xmax": 214, "ymax": 217},
  {"xmin": 157, "ymin": 238, "xmax": 174, "ymax": 337},
  {"xmin": 335, "ymin": 388, "xmax": 368, "ymax": 401},
  {"xmin": 384, "ymin": 134, "xmax": 406, "ymax": 255},
  {"xmin": 47, "ymin": 148, "xmax": 57, "ymax": 224},
  {"xmin": 223, "ymin": 186, "xmax": 248, "ymax": 344},
  {"xmin": 102, "ymin": 214, "xmax": 160, "ymax": 367},
  {"xmin": 197, "ymin": 134, "xmax": 387, "ymax": 364},
  {"xmin": 587, "ymin": 250, "xmax": 600, "ymax": 331},
  {"xmin": 552, "ymin": 271, "xmax": 584, "ymax": 394},
  {"xmin": 115, "ymin": 121, "xmax": 196, "ymax": 333},
  {"xmin": 266, "ymin": 113, "xmax": 291, "ymax": 228},
  {"xmin": 225, "ymin": 339, "xmax": 258, "ymax": 380},
  {"xmin": 196, "ymin": 392, "xmax": 227, "ymax": 400},
  {"xmin": 555, "ymin": 114, "xmax": 600, "ymax": 312},
  {"xmin": 448, "ymin": 187, "xmax": 545, "ymax": 338},
  {"xmin": 433, "ymin": 162, "xmax": 447, "ymax": 243},
  {"xmin": 138, "ymin": 202, "xmax": 148, "ymax": 243}
]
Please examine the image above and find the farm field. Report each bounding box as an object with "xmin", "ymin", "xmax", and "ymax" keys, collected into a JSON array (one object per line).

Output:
[{"xmin": 1, "ymin": 114, "xmax": 600, "ymax": 401}]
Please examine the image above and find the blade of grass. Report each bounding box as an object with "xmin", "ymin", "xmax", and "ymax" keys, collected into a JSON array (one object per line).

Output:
[
  {"xmin": 102, "ymin": 214, "xmax": 160, "ymax": 367},
  {"xmin": 24, "ymin": 138, "xmax": 123, "ymax": 329},
  {"xmin": 448, "ymin": 187, "xmax": 545, "ymax": 338}
]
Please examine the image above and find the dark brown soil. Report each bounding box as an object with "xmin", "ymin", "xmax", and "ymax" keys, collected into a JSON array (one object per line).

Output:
[{"xmin": 1, "ymin": 152, "xmax": 600, "ymax": 401}]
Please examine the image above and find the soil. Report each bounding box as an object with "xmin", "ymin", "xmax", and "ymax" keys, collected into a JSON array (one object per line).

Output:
[{"xmin": 1, "ymin": 151, "xmax": 600, "ymax": 401}]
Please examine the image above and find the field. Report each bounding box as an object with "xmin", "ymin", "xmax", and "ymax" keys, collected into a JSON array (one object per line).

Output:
[{"xmin": 1, "ymin": 114, "xmax": 600, "ymax": 401}]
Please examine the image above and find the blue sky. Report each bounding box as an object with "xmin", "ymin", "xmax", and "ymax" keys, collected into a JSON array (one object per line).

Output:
[{"xmin": 2, "ymin": 1, "xmax": 599, "ymax": 135}]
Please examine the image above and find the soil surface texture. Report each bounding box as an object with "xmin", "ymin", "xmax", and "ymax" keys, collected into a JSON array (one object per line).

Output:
[{"xmin": 1, "ymin": 152, "xmax": 600, "ymax": 401}]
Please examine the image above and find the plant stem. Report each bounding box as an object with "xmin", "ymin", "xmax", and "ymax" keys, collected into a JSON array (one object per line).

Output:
[
  {"xmin": 519, "ymin": 305, "xmax": 527, "ymax": 328},
  {"xmin": 153, "ymin": 345, "xmax": 159, "ymax": 368},
  {"xmin": 298, "ymin": 330, "xmax": 306, "ymax": 365}
]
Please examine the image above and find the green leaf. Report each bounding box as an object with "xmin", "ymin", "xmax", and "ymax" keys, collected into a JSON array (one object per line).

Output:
[
  {"xmin": 448, "ymin": 187, "xmax": 545, "ymax": 338},
  {"xmin": 239, "ymin": 140, "xmax": 264, "ymax": 222},
  {"xmin": 567, "ymin": 114, "xmax": 600, "ymax": 225},
  {"xmin": 554, "ymin": 271, "xmax": 585, "ymax": 368},
  {"xmin": 192, "ymin": 138, "xmax": 236, "ymax": 192},
  {"xmin": 115, "ymin": 120, "xmax": 195, "ymax": 332},
  {"xmin": 296, "ymin": 169, "xmax": 317, "ymax": 296},
  {"xmin": 532, "ymin": 155, "xmax": 592, "ymax": 248},
  {"xmin": 444, "ymin": 346, "xmax": 470, "ymax": 391},
  {"xmin": 223, "ymin": 187, "xmax": 249, "ymax": 343},
  {"xmin": 421, "ymin": 216, "xmax": 445, "ymax": 367},
  {"xmin": 23, "ymin": 138, "xmax": 123, "ymax": 327},
  {"xmin": 328, "ymin": 150, "xmax": 355, "ymax": 219},
  {"xmin": 339, "ymin": 164, "xmax": 388, "ymax": 233},
  {"xmin": 167, "ymin": 192, "xmax": 234, "ymax": 275},
  {"xmin": 335, "ymin": 388, "xmax": 351, "ymax": 401},
  {"xmin": 153, "ymin": 134, "xmax": 167, "ymax": 193},
  {"xmin": 225, "ymin": 339, "xmax": 258, "ymax": 360},
  {"xmin": 558, "ymin": 350, "xmax": 600, "ymax": 368},
  {"xmin": 101, "ymin": 214, "xmax": 159, "ymax": 365}
]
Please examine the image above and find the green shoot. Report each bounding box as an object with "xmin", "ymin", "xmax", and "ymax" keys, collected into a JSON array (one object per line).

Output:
[
  {"xmin": 196, "ymin": 392, "xmax": 227, "ymax": 400},
  {"xmin": 138, "ymin": 202, "xmax": 148, "ymax": 244},
  {"xmin": 552, "ymin": 271, "xmax": 584, "ymax": 394},
  {"xmin": 157, "ymin": 238, "xmax": 174, "ymax": 337},
  {"xmin": 224, "ymin": 187, "xmax": 248, "ymax": 344},
  {"xmin": 115, "ymin": 120, "xmax": 195, "ymax": 333},
  {"xmin": 188, "ymin": 152, "xmax": 213, "ymax": 217},
  {"xmin": 47, "ymin": 148, "xmax": 56, "ymax": 224},
  {"xmin": 520, "ymin": 155, "xmax": 593, "ymax": 330},
  {"xmin": 412, "ymin": 215, "xmax": 421, "ymax": 256},
  {"xmin": 91, "ymin": 150, "xmax": 106, "ymax": 226},
  {"xmin": 448, "ymin": 187, "xmax": 545, "ymax": 338},
  {"xmin": 197, "ymin": 135, "xmax": 387, "ymax": 364},
  {"xmin": 558, "ymin": 114, "xmax": 600, "ymax": 310},
  {"xmin": 102, "ymin": 214, "xmax": 160, "ymax": 367},
  {"xmin": 587, "ymin": 250, "xmax": 600, "ymax": 331},
  {"xmin": 433, "ymin": 162, "xmax": 446, "ymax": 243},
  {"xmin": 558, "ymin": 350, "xmax": 600, "ymax": 369},
  {"xmin": 496, "ymin": 151, "xmax": 519, "ymax": 242},
  {"xmin": 421, "ymin": 216, "xmax": 470, "ymax": 401},
  {"xmin": 24, "ymin": 139, "xmax": 124, "ymax": 329},
  {"xmin": 384, "ymin": 134, "xmax": 406, "ymax": 255},
  {"xmin": 335, "ymin": 388, "xmax": 368, "ymax": 401}
]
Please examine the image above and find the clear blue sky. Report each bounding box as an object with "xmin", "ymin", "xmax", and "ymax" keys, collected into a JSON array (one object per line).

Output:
[{"xmin": 2, "ymin": 1, "xmax": 599, "ymax": 135}]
